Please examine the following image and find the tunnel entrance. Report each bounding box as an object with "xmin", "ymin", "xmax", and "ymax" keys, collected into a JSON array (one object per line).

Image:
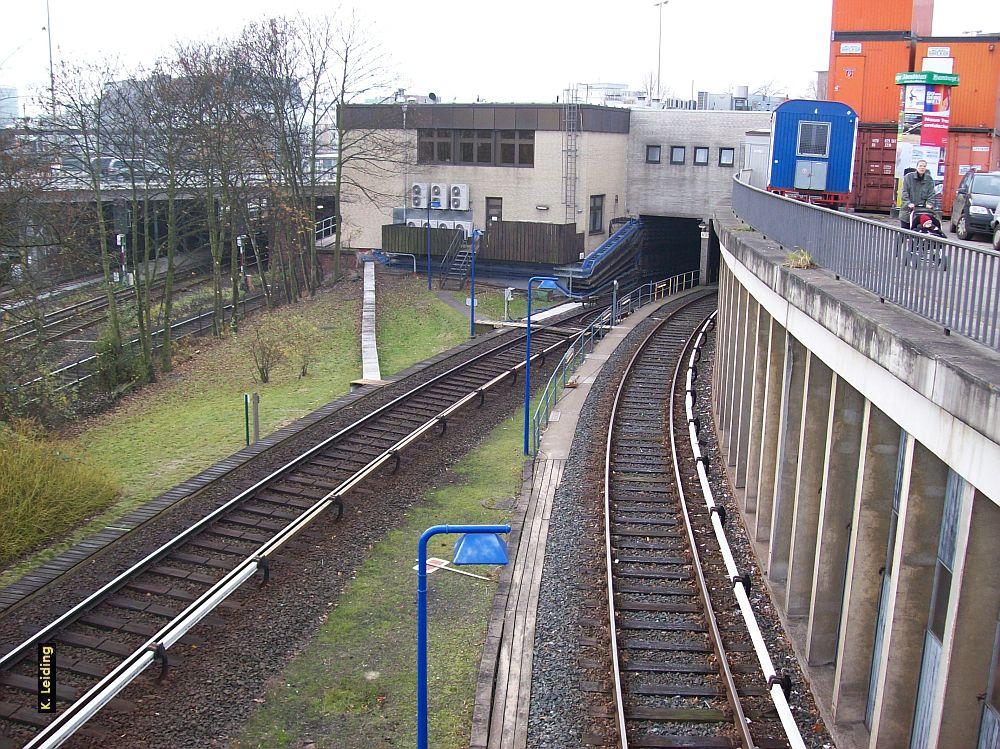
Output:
[{"xmin": 639, "ymin": 215, "xmax": 702, "ymax": 282}]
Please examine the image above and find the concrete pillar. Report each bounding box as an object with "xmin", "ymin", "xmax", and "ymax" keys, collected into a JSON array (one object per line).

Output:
[
  {"xmin": 767, "ymin": 333, "xmax": 806, "ymax": 586},
  {"xmin": 722, "ymin": 281, "xmax": 746, "ymax": 455},
  {"xmin": 868, "ymin": 438, "xmax": 948, "ymax": 749},
  {"xmin": 711, "ymin": 264, "xmax": 725, "ymax": 414},
  {"xmin": 785, "ymin": 352, "xmax": 834, "ymax": 616},
  {"xmin": 714, "ymin": 264, "xmax": 732, "ymax": 425},
  {"xmin": 831, "ymin": 402, "xmax": 900, "ymax": 726},
  {"xmin": 742, "ymin": 305, "xmax": 771, "ymax": 514},
  {"xmin": 733, "ymin": 296, "xmax": 759, "ymax": 485},
  {"xmin": 753, "ymin": 317, "xmax": 786, "ymax": 543},
  {"xmin": 928, "ymin": 489, "xmax": 1000, "ymax": 749},
  {"xmin": 699, "ymin": 218, "xmax": 710, "ymax": 286},
  {"xmin": 726, "ymin": 286, "xmax": 750, "ymax": 466},
  {"xmin": 806, "ymin": 374, "xmax": 865, "ymax": 665}
]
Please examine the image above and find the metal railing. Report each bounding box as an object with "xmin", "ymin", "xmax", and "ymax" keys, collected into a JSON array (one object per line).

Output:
[
  {"xmin": 529, "ymin": 270, "xmax": 699, "ymax": 455},
  {"xmin": 731, "ymin": 175, "xmax": 1000, "ymax": 350},
  {"xmin": 315, "ymin": 216, "xmax": 337, "ymax": 242}
]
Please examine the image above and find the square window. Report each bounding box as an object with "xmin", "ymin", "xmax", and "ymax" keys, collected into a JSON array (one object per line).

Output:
[
  {"xmin": 797, "ymin": 121, "xmax": 830, "ymax": 158},
  {"xmin": 476, "ymin": 140, "xmax": 493, "ymax": 163},
  {"xmin": 694, "ymin": 147, "xmax": 709, "ymax": 165},
  {"xmin": 418, "ymin": 140, "xmax": 433, "ymax": 163},
  {"xmin": 500, "ymin": 142, "xmax": 516, "ymax": 165},
  {"xmin": 646, "ymin": 145, "xmax": 661, "ymax": 164},
  {"xmin": 436, "ymin": 140, "xmax": 452, "ymax": 162},
  {"xmin": 459, "ymin": 142, "xmax": 475, "ymax": 163},
  {"xmin": 670, "ymin": 146, "xmax": 685, "ymax": 164},
  {"xmin": 719, "ymin": 147, "xmax": 735, "ymax": 167}
]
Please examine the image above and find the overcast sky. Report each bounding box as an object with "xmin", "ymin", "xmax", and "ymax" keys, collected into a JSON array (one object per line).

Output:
[{"xmin": 2, "ymin": 0, "xmax": 998, "ymax": 114}]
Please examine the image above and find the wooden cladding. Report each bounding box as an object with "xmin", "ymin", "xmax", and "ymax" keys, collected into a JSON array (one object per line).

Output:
[{"xmin": 381, "ymin": 221, "xmax": 584, "ymax": 265}]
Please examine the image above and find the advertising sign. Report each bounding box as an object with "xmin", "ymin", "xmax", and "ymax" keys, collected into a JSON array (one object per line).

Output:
[{"xmin": 895, "ymin": 73, "xmax": 958, "ymax": 186}]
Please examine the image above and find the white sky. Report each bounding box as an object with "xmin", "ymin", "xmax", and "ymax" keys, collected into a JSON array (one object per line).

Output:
[{"xmin": 2, "ymin": 0, "xmax": 998, "ymax": 114}]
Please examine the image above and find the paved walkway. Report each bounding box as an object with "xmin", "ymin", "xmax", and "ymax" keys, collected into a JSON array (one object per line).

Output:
[
  {"xmin": 470, "ymin": 290, "xmax": 694, "ymax": 749},
  {"xmin": 361, "ymin": 262, "xmax": 381, "ymax": 382}
]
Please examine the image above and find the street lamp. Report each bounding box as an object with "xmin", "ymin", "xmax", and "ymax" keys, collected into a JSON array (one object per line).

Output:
[
  {"xmin": 654, "ymin": 1, "xmax": 669, "ymax": 102},
  {"xmin": 523, "ymin": 276, "xmax": 582, "ymax": 455},
  {"xmin": 416, "ymin": 524, "xmax": 511, "ymax": 749},
  {"xmin": 469, "ymin": 228, "xmax": 482, "ymax": 338}
]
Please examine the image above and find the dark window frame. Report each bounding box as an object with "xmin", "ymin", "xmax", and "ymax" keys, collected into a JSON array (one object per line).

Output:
[
  {"xmin": 589, "ymin": 194, "xmax": 605, "ymax": 235},
  {"xmin": 645, "ymin": 145, "xmax": 661, "ymax": 164},
  {"xmin": 670, "ymin": 145, "xmax": 686, "ymax": 165},
  {"xmin": 421, "ymin": 128, "xmax": 533, "ymax": 167},
  {"xmin": 417, "ymin": 128, "xmax": 455, "ymax": 164},
  {"xmin": 694, "ymin": 146, "xmax": 710, "ymax": 166},
  {"xmin": 718, "ymin": 147, "xmax": 736, "ymax": 167}
]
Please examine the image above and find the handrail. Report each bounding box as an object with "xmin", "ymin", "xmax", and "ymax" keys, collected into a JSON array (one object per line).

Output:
[
  {"xmin": 560, "ymin": 218, "xmax": 642, "ymax": 279},
  {"xmin": 529, "ymin": 269, "xmax": 699, "ymax": 454},
  {"xmin": 731, "ymin": 174, "xmax": 1000, "ymax": 350},
  {"xmin": 315, "ymin": 216, "xmax": 336, "ymax": 241},
  {"xmin": 437, "ymin": 229, "xmax": 466, "ymax": 281}
]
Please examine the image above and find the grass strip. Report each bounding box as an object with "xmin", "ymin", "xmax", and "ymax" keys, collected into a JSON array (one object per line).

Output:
[{"xmin": 237, "ymin": 413, "xmax": 525, "ymax": 749}]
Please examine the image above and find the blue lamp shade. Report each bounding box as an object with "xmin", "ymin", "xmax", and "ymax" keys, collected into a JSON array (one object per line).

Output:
[
  {"xmin": 536, "ymin": 279, "xmax": 560, "ymax": 291},
  {"xmin": 453, "ymin": 533, "xmax": 509, "ymax": 566}
]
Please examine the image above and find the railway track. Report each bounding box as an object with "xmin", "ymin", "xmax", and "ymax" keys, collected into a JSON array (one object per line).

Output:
[
  {"xmin": 0, "ymin": 307, "xmax": 595, "ymax": 748},
  {"xmin": 3, "ymin": 269, "xmax": 210, "ymax": 348},
  {"xmin": 603, "ymin": 297, "xmax": 806, "ymax": 748}
]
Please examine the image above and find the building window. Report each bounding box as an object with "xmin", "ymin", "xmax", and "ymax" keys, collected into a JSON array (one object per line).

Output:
[
  {"xmin": 499, "ymin": 130, "xmax": 534, "ymax": 167},
  {"xmin": 694, "ymin": 147, "xmax": 710, "ymax": 165},
  {"xmin": 645, "ymin": 145, "xmax": 661, "ymax": 164},
  {"xmin": 417, "ymin": 128, "xmax": 454, "ymax": 164},
  {"xmin": 458, "ymin": 130, "xmax": 494, "ymax": 165},
  {"xmin": 670, "ymin": 146, "xmax": 686, "ymax": 164},
  {"xmin": 719, "ymin": 147, "xmax": 735, "ymax": 167},
  {"xmin": 797, "ymin": 121, "xmax": 830, "ymax": 158},
  {"xmin": 589, "ymin": 194, "xmax": 605, "ymax": 235}
]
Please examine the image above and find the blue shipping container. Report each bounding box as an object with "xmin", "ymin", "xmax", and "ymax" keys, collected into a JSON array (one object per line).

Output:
[{"xmin": 768, "ymin": 99, "xmax": 859, "ymax": 196}]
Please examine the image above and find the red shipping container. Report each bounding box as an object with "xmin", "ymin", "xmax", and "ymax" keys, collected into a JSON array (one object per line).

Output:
[
  {"xmin": 829, "ymin": 40, "xmax": 915, "ymax": 124},
  {"xmin": 915, "ymin": 39, "xmax": 1000, "ymax": 129},
  {"xmin": 852, "ymin": 126, "xmax": 898, "ymax": 212},
  {"xmin": 940, "ymin": 131, "xmax": 998, "ymax": 216},
  {"xmin": 832, "ymin": 0, "xmax": 933, "ymax": 34}
]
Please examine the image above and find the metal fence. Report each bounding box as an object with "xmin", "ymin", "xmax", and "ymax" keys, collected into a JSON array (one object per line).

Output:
[
  {"xmin": 529, "ymin": 270, "xmax": 700, "ymax": 455},
  {"xmin": 730, "ymin": 176, "xmax": 1000, "ymax": 350}
]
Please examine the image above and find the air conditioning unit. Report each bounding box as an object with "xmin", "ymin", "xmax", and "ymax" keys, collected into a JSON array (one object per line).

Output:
[
  {"xmin": 411, "ymin": 183, "xmax": 428, "ymax": 209},
  {"xmin": 453, "ymin": 220, "xmax": 473, "ymax": 239},
  {"xmin": 450, "ymin": 183, "xmax": 469, "ymax": 210},
  {"xmin": 429, "ymin": 182, "xmax": 448, "ymax": 209},
  {"xmin": 435, "ymin": 220, "xmax": 454, "ymax": 230},
  {"xmin": 406, "ymin": 219, "xmax": 421, "ymax": 228}
]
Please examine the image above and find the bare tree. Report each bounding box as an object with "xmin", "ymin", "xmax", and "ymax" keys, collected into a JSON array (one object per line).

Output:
[{"xmin": 332, "ymin": 13, "xmax": 408, "ymax": 283}]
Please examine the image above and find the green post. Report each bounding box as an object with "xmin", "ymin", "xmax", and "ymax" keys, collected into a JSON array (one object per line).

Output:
[{"xmin": 244, "ymin": 393, "xmax": 250, "ymax": 446}]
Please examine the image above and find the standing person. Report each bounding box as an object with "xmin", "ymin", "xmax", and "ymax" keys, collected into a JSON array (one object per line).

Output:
[{"xmin": 900, "ymin": 159, "xmax": 936, "ymax": 229}]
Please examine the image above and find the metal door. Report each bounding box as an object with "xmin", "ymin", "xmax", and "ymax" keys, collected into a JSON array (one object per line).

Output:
[{"xmin": 485, "ymin": 197, "xmax": 502, "ymax": 223}]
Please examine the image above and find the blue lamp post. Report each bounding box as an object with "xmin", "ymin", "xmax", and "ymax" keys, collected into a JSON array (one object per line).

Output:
[
  {"xmin": 416, "ymin": 524, "xmax": 511, "ymax": 749},
  {"xmin": 469, "ymin": 229, "xmax": 482, "ymax": 338},
  {"xmin": 425, "ymin": 201, "xmax": 432, "ymax": 290},
  {"xmin": 523, "ymin": 276, "xmax": 583, "ymax": 455}
]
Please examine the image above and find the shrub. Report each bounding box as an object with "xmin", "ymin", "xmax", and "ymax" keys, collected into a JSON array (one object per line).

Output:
[
  {"xmin": 95, "ymin": 324, "xmax": 144, "ymax": 389},
  {"xmin": 284, "ymin": 315, "xmax": 321, "ymax": 378},
  {"xmin": 248, "ymin": 318, "xmax": 285, "ymax": 384},
  {"xmin": 0, "ymin": 421, "xmax": 120, "ymax": 565}
]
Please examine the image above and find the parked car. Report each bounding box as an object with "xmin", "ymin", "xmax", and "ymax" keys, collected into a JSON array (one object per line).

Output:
[
  {"xmin": 950, "ymin": 169, "xmax": 1000, "ymax": 240},
  {"xmin": 991, "ymin": 205, "xmax": 1000, "ymax": 251}
]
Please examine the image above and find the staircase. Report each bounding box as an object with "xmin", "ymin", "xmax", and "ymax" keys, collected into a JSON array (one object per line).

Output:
[
  {"xmin": 555, "ymin": 218, "xmax": 644, "ymax": 295},
  {"xmin": 440, "ymin": 246, "xmax": 473, "ymax": 290}
]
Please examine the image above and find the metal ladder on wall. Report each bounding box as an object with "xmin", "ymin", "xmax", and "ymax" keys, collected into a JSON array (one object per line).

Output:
[{"xmin": 562, "ymin": 86, "xmax": 579, "ymax": 224}]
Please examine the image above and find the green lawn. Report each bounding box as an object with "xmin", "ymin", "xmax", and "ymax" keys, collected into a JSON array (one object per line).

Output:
[
  {"xmin": 237, "ymin": 412, "xmax": 525, "ymax": 749},
  {"xmin": 0, "ymin": 274, "xmax": 469, "ymax": 586},
  {"xmin": 451, "ymin": 287, "xmax": 563, "ymax": 322}
]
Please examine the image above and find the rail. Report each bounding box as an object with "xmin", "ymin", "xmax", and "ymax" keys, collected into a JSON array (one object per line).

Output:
[
  {"xmin": 682, "ymin": 312, "xmax": 806, "ymax": 748},
  {"xmin": 2, "ymin": 311, "xmax": 585, "ymax": 749},
  {"xmin": 528, "ymin": 270, "xmax": 699, "ymax": 455},
  {"xmin": 731, "ymin": 175, "xmax": 1000, "ymax": 350}
]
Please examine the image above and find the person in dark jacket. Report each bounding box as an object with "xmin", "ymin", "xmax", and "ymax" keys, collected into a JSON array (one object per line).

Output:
[{"xmin": 900, "ymin": 159, "xmax": 936, "ymax": 228}]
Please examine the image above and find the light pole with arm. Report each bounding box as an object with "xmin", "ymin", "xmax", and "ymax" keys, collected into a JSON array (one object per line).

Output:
[
  {"xmin": 654, "ymin": 1, "xmax": 669, "ymax": 101},
  {"xmin": 523, "ymin": 276, "xmax": 585, "ymax": 455},
  {"xmin": 416, "ymin": 524, "xmax": 510, "ymax": 749}
]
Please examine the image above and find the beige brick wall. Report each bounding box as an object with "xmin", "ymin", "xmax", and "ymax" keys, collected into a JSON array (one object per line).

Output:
[
  {"xmin": 626, "ymin": 110, "xmax": 771, "ymax": 220},
  {"xmin": 340, "ymin": 128, "xmax": 628, "ymax": 255}
]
